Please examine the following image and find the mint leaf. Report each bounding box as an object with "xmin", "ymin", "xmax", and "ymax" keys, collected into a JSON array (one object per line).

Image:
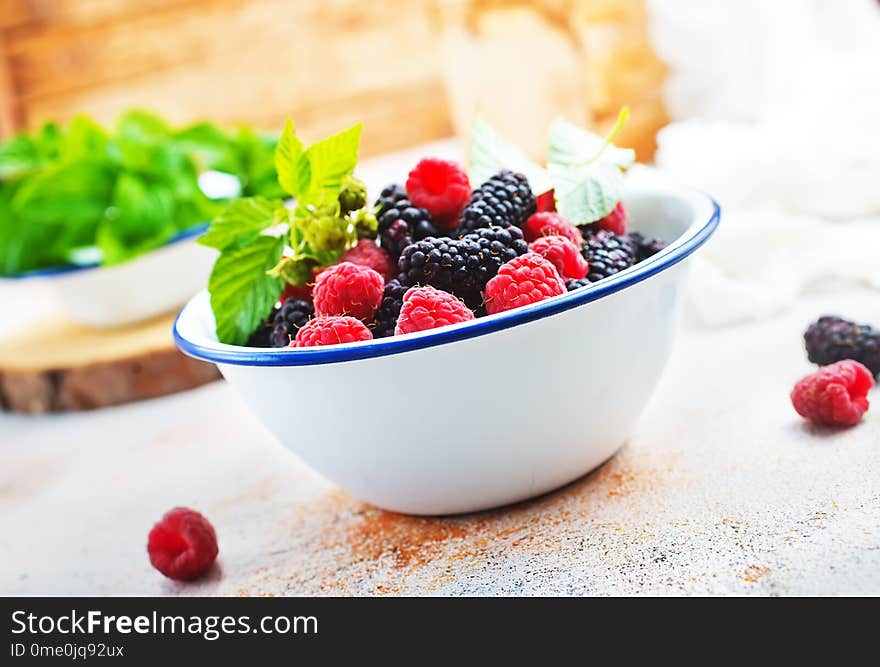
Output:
[
  {"xmin": 468, "ymin": 113, "xmax": 551, "ymax": 193},
  {"xmin": 547, "ymin": 115, "xmax": 635, "ymax": 170},
  {"xmin": 98, "ymin": 173, "xmax": 175, "ymax": 265},
  {"xmin": 62, "ymin": 115, "xmax": 109, "ymax": 161},
  {"xmin": 302, "ymin": 123, "xmax": 361, "ymax": 197},
  {"xmin": 209, "ymin": 235, "xmax": 285, "ymax": 345},
  {"xmin": 0, "ymin": 135, "xmax": 43, "ymax": 179},
  {"xmin": 550, "ymin": 161, "xmax": 624, "ymax": 224},
  {"xmin": 199, "ymin": 196, "xmax": 283, "ymax": 251},
  {"xmin": 274, "ymin": 119, "xmax": 308, "ymax": 197}
]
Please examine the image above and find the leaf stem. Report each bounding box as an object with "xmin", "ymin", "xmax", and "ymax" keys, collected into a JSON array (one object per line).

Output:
[{"xmin": 577, "ymin": 106, "xmax": 630, "ymax": 167}]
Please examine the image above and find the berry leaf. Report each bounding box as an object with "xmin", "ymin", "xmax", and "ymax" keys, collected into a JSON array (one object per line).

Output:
[
  {"xmin": 274, "ymin": 119, "xmax": 309, "ymax": 197},
  {"xmin": 547, "ymin": 115, "xmax": 635, "ymax": 170},
  {"xmin": 303, "ymin": 123, "xmax": 362, "ymax": 197},
  {"xmin": 550, "ymin": 161, "xmax": 624, "ymax": 225},
  {"xmin": 468, "ymin": 113, "xmax": 551, "ymax": 193},
  {"xmin": 199, "ymin": 196, "xmax": 283, "ymax": 251},
  {"xmin": 209, "ymin": 234, "xmax": 286, "ymax": 345}
]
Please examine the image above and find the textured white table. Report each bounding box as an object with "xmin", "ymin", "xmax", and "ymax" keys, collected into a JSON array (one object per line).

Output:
[
  {"xmin": 2, "ymin": 285, "xmax": 878, "ymax": 596},
  {"xmin": 1, "ymin": 141, "xmax": 879, "ymax": 595}
]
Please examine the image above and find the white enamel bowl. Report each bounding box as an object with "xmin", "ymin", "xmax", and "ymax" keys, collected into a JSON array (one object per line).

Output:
[
  {"xmin": 3, "ymin": 225, "xmax": 215, "ymax": 328},
  {"xmin": 175, "ymin": 186, "xmax": 719, "ymax": 515}
]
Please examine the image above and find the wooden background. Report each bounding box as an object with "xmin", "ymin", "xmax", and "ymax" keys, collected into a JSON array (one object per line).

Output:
[{"xmin": 0, "ymin": 0, "xmax": 666, "ymax": 159}]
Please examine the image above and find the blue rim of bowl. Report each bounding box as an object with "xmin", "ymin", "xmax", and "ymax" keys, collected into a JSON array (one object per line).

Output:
[
  {"xmin": 2, "ymin": 222, "xmax": 210, "ymax": 280},
  {"xmin": 175, "ymin": 191, "xmax": 720, "ymax": 367}
]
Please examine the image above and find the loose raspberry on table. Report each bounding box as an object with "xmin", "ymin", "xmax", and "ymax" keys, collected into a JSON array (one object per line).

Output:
[
  {"xmin": 312, "ymin": 262, "xmax": 384, "ymax": 322},
  {"xmin": 147, "ymin": 507, "xmax": 218, "ymax": 581},
  {"xmin": 790, "ymin": 360, "xmax": 874, "ymax": 427},
  {"xmin": 406, "ymin": 158, "xmax": 471, "ymax": 228},
  {"xmin": 292, "ymin": 316, "xmax": 373, "ymax": 347},
  {"xmin": 484, "ymin": 252, "xmax": 566, "ymax": 315},
  {"xmin": 395, "ymin": 286, "xmax": 474, "ymax": 335},
  {"xmin": 596, "ymin": 201, "xmax": 628, "ymax": 235},
  {"xmin": 522, "ymin": 211, "xmax": 583, "ymax": 246},
  {"xmin": 528, "ymin": 235, "xmax": 589, "ymax": 280},
  {"xmin": 337, "ymin": 239, "xmax": 395, "ymax": 283}
]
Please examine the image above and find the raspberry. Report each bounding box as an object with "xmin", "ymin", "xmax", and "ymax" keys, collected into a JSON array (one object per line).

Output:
[
  {"xmin": 484, "ymin": 252, "xmax": 566, "ymax": 315},
  {"xmin": 395, "ymin": 286, "xmax": 474, "ymax": 335},
  {"xmin": 337, "ymin": 239, "xmax": 395, "ymax": 283},
  {"xmin": 528, "ymin": 235, "xmax": 589, "ymax": 280},
  {"xmin": 147, "ymin": 507, "xmax": 218, "ymax": 581},
  {"xmin": 455, "ymin": 170, "xmax": 536, "ymax": 236},
  {"xmin": 313, "ymin": 262, "xmax": 384, "ymax": 322},
  {"xmin": 406, "ymin": 158, "xmax": 471, "ymax": 228},
  {"xmin": 280, "ymin": 282, "xmax": 313, "ymax": 303},
  {"xmin": 596, "ymin": 201, "xmax": 627, "ymax": 235},
  {"xmin": 805, "ymin": 316, "xmax": 880, "ymax": 377},
  {"xmin": 581, "ymin": 228, "xmax": 636, "ymax": 281},
  {"xmin": 536, "ymin": 189, "xmax": 556, "ymax": 212},
  {"xmin": 292, "ymin": 316, "xmax": 373, "ymax": 347},
  {"xmin": 373, "ymin": 279, "xmax": 409, "ymax": 338},
  {"xmin": 790, "ymin": 360, "xmax": 873, "ymax": 427},
  {"xmin": 248, "ymin": 297, "xmax": 315, "ymax": 347},
  {"xmin": 522, "ymin": 212, "xmax": 583, "ymax": 246}
]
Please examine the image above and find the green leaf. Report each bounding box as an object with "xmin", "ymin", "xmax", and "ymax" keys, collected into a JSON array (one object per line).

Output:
[
  {"xmin": 11, "ymin": 160, "xmax": 113, "ymax": 226},
  {"xmin": 209, "ymin": 235, "xmax": 286, "ymax": 345},
  {"xmin": 199, "ymin": 196, "xmax": 284, "ymax": 251},
  {"xmin": 174, "ymin": 122, "xmax": 239, "ymax": 173},
  {"xmin": 302, "ymin": 123, "xmax": 361, "ymax": 197},
  {"xmin": 0, "ymin": 135, "xmax": 43, "ymax": 180},
  {"xmin": 547, "ymin": 114, "xmax": 635, "ymax": 171},
  {"xmin": 98, "ymin": 173, "xmax": 175, "ymax": 265},
  {"xmin": 468, "ymin": 113, "xmax": 551, "ymax": 193},
  {"xmin": 62, "ymin": 115, "xmax": 109, "ymax": 162},
  {"xmin": 550, "ymin": 161, "xmax": 624, "ymax": 224},
  {"xmin": 274, "ymin": 119, "xmax": 308, "ymax": 197}
]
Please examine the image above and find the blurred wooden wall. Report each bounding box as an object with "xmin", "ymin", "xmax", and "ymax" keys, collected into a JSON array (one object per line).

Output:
[{"xmin": 0, "ymin": 0, "xmax": 666, "ymax": 159}]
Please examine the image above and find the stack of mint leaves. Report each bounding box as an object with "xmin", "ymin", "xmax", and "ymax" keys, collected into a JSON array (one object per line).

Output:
[{"xmin": 0, "ymin": 110, "xmax": 281, "ymax": 276}]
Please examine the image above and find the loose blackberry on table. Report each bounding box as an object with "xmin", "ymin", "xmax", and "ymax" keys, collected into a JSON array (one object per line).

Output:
[
  {"xmin": 581, "ymin": 228, "xmax": 637, "ymax": 282},
  {"xmin": 455, "ymin": 170, "xmax": 536, "ymax": 236},
  {"xmin": 397, "ymin": 225, "xmax": 529, "ymax": 307},
  {"xmin": 804, "ymin": 315, "xmax": 880, "ymax": 377}
]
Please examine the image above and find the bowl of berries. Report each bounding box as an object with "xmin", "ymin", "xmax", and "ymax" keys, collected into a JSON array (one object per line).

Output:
[{"xmin": 174, "ymin": 114, "xmax": 720, "ymax": 514}]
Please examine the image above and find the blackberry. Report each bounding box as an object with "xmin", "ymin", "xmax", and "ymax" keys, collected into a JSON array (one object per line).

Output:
[
  {"xmin": 373, "ymin": 279, "xmax": 409, "ymax": 338},
  {"xmin": 377, "ymin": 198, "xmax": 442, "ymax": 261},
  {"xmin": 455, "ymin": 170, "xmax": 536, "ymax": 236},
  {"xmin": 581, "ymin": 229, "xmax": 636, "ymax": 282},
  {"xmin": 566, "ymin": 278, "xmax": 593, "ymax": 292},
  {"xmin": 804, "ymin": 316, "xmax": 880, "ymax": 377},
  {"xmin": 398, "ymin": 225, "xmax": 528, "ymax": 307},
  {"xmin": 628, "ymin": 231, "xmax": 668, "ymax": 262},
  {"xmin": 374, "ymin": 183, "xmax": 408, "ymax": 219},
  {"xmin": 248, "ymin": 298, "xmax": 315, "ymax": 348}
]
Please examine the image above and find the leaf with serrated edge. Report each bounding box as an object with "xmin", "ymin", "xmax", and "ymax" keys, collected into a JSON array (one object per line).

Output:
[
  {"xmin": 550, "ymin": 162, "xmax": 624, "ymax": 224},
  {"xmin": 303, "ymin": 123, "xmax": 361, "ymax": 197},
  {"xmin": 209, "ymin": 235, "xmax": 285, "ymax": 345},
  {"xmin": 274, "ymin": 119, "xmax": 309, "ymax": 197},
  {"xmin": 199, "ymin": 196, "xmax": 282, "ymax": 251},
  {"xmin": 548, "ymin": 117, "xmax": 635, "ymax": 170},
  {"xmin": 468, "ymin": 114, "xmax": 551, "ymax": 194}
]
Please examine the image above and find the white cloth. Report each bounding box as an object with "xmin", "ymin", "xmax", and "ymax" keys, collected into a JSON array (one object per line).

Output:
[{"xmin": 645, "ymin": 0, "xmax": 880, "ymax": 325}]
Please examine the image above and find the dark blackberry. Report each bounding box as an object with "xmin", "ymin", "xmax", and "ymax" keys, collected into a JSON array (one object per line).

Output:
[
  {"xmin": 373, "ymin": 279, "xmax": 409, "ymax": 338},
  {"xmin": 628, "ymin": 231, "xmax": 668, "ymax": 262},
  {"xmin": 377, "ymin": 198, "xmax": 442, "ymax": 260},
  {"xmin": 804, "ymin": 316, "xmax": 880, "ymax": 377},
  {"xmin": 374, "ymin": 183, "xmax": 408, "ymax": 219},
  {"xmin": 247, "ymin": 298, "xmax": 315, "ymax": 348},
  {"xmin": 581, "ymin": 229, "xmax": 636, "ymax": 282},
  {"xmin": 566, "ymin": 278, "xmax": 593, "ymax": 292},
  {"xmin": 397, "ymin": 225, "xmax": 528, "ymax": 307},
  {"xmin": 455, "ymin": 170, "xmax": 536, "ymax": 236}
]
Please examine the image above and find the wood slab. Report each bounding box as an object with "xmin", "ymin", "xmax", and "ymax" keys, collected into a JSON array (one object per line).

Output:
[{"xmin": 0, "ymin": 312, "xmax": 220, "ymax": 413}]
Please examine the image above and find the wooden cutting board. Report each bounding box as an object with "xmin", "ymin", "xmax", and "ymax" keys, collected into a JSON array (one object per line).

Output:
[{"xmin": 0, "ymin": 313, "xmax": 220, "ymax": 413}]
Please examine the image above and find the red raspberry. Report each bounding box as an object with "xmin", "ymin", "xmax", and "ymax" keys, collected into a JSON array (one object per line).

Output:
[
  {"xmin": 313, "ymin": 261, "xmax": 384, "ymax": 322},
  {"xmin": 147, "ymin": 507, "xmax": 218, "ymax": 581},
  {"xmin": 484, "ymin": 252, "xmax": 566, "ymax": 315},
  {"xmin": 281, "ymin": 282, "xmax": 313, "ymax": 303},
  {"xmin": 337, "ymin": 239, "xmax": 395, "ymax": 283},
  {"xmin": 395, "ymin": 286, "xmax": 474, "ymax": 335},
  {"xmin": 528, "ymin": 235, "xmax": 589, "ymax": 280},
  {"xmin": 292, "ymin": 316, "xmax": 373, "ymax": 347},
  {"xmin": 536, "ymin": 189, "xmax": 556, "ymax": 213},
  {"xmin": 596, "ymin": 201, "xmax": 627, "ymax": 235},
  {"xmin": 790, "ymin": 360, "xmax": 874, "ymax": 427},
  {"xmin": 522, "ymin": 212, "xmax": 583, "ymax": 246},
  {"xmin": 405, "ymin": 158, "xmax": 471, "ymax": 228}
]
